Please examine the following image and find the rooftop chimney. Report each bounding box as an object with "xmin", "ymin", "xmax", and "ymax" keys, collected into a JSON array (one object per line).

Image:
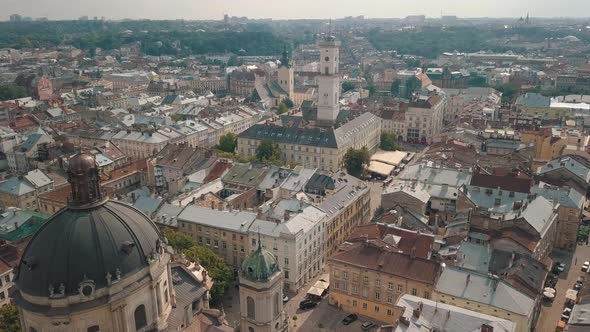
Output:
[
  {"xmin": 412, "ymin": 307, "xmax": 421, "ymax": 319},
  {"xmin": 481, "ymin": 324, "xmax": 494, "ymax": 332}
]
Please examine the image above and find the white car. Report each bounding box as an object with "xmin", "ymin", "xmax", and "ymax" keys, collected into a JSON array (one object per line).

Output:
[
  {"xmin": 562, "ymin": 307, "xmax": 572, "ymax": 321},
  {"xmin": 582, "ymin": 261, "xmax": 590, "ymax": 272}
]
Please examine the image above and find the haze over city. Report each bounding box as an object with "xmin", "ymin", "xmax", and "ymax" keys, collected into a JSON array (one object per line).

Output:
[
  {"xmin": 3, "ymin": 0, "xmax": 590, "ymax": 20},
  {"xmin": 4, "ymin": 1, "xmax": 590, "ymax": 331}
]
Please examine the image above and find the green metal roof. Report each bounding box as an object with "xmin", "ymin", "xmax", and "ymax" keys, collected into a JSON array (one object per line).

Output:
[{"xmin": 241, "ymin": 244, "xmax": 280, "ymax": 282}]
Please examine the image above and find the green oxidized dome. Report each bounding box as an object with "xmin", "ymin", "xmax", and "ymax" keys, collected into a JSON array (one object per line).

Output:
[{"xmin": 241, "ymin": 244, "xmax": 280, "ymax": 282}]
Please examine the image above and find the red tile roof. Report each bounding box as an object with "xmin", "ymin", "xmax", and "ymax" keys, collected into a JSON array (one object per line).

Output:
[
  {"xmin": 347, "ymin": 224, "xmax": 434, "ymax": 259},
  {"xmin": 470, "ymin": 172, "xmax": 532, "ymax": 193},
  {"xmin": 330, "ymin": 241, "xmax": 441, "ymax": 285}
]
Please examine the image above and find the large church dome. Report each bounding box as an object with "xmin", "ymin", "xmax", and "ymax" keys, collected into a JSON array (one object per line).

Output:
[{"xmin": 15, "ymin": 153, "xmax": 165, "ymax": 300}]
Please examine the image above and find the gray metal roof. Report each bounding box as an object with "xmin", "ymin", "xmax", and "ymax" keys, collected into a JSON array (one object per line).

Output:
[
  {"xmin": 532, "ymin": 182, "xmax": 585, "ymax": 209},
  {"xmin": 400, "ymin": 164, "xmax": 472, "ymax": 188},
  {"xmin": 239, "ymin": 124, "xmax": 338, "ymax": 148},
  {"xmin": 520, "ymin": 196, "xmax": 555, "ymax": 237},
  {"xmin": 435, "ymin": 266, "xmax": 535, "ymax": 316},
  {"xmin": 177, "ymin": 205, "xmax": 256, "ymax": 233},
  {"xmin": 395, "ymin": 294, "xmax": 516, "ymax": 332}
]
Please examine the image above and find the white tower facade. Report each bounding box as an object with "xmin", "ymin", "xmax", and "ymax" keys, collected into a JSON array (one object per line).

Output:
[{"xmin": 317, "ymin": 37, "xmax": 341, "ymax": 126}]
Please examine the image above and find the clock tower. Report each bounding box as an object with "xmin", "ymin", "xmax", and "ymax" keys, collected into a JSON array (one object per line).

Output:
[{"xmin": 317, "ymin": 34, "xmax": 341, "ymax": 126}]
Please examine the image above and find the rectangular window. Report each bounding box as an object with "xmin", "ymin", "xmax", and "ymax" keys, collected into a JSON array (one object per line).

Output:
[
  {"xmin": 375, "ymin": 291, "xmax": 381, "ymax": 301},
  {"xmin": 388, "ymin": 282, "xmax": 393, "ymax": 290},
  {"xmin": 214, "ymin": 240, "xmax": 219, "ymax": 247},
  {"xmin": 411, "ymin": 288, "xmax": 417, "ymax": 296},
  {"xmin": 363, "ymin": 276, "xmax": 369, "ymax": 284},
  {"xmin": 387, "ymin": 309, "xmax": 393, "ymax": 316},
  {"xmin": 353, "ymin": 300, "xmax": 357, "ymax": 307},
  {"xmin": 335, "ymin": 281, "xmax": 340, "ymax": 290},
  {"xmin": 362, "ymin": 287, "xmax": 369, "ymax": 297},
  {"xmin": 352, "ymin": 285, "xmax": 359, "ymax": 295},
  {"xmin": 387, "ymin": 295, "xmax": 393, "ymax": 304},
  {"xmin": 343, "ymin": 271, "xmax": 348, "ymax": 280},
  {"xmin": 362, "ymin": 303, "xmax": 367, "ymax": 310},
  {"xmin": 424, "ymin": 291, "xmax": 430, "ymax": 299},
  {"xmin": 374, "ymin": 306, "xmax": 380, "ymax": 313},
  {"xmin": 375, "ymin": 279, "xmax": 381, "ymax": 287},
  {"xmin": 284, "ymin": 258, "xmax": 289, "ymax": 266},
  {"xmin": 397, "ymin": 285, "xmax": 403, "ymax": 293}
]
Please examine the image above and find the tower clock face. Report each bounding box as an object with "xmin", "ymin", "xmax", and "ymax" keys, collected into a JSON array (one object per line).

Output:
[{"xmin": 325, "ymin": 56, "xmax": 330, "ymax": 62}]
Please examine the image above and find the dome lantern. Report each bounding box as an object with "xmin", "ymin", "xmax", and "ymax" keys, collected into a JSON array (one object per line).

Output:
[{"xmin": 68, "ymin": 152, "xmax": 103, "ymax": 207}]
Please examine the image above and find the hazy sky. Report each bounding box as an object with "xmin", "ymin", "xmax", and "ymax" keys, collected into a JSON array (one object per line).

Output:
[{"xmin": 2, "ymin": 0, "xmax": 590, "ymax": 21}]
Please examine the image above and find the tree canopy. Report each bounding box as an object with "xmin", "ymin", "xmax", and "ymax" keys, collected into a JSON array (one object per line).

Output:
[
  {"xmin": 162, "ymin": 229, "xmax": 233, "ymax": 305},
  {"xmin": 163, "ymin": 228, "xmax": 193, "ymax": 252},
  {"xmin": 0, "ymin": 83, "xmax": 28, "ymax": 101},
  {"xmin": 380, "ymin": 133, "xmax": 399, "ymax": 151},
  {"xmin": 342, "ymin": 81, "xmax": 355, "ymax": 93},
  {"xmin": 256, "ymin": 139, "xmax": 282, "ymax": 163},
  {"xmin": 344, "ymin": 147, "xmax": 370, "ymax": 178},
  {"xmin": 0, "ymin": 303, "xmax": 20, "ymax": 332},
  {"xmin": 277, "ymin": 101, "xmax": 288, "ymax": 115},
  {"xmin": 218, "ymin": 133, "xmax": 238, "ymax": 153},
  {"xmin": 183, "ymin": 245, "xmax": 233, "ymax": 305}
]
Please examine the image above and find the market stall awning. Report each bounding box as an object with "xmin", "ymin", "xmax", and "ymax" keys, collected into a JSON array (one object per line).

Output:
[{"xmin": 307, "ymin": 286, "xmax": 324, "ymax": 297}]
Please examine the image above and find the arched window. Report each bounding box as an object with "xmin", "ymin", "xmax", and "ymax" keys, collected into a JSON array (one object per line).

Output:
[
  {"xmin": 249, "ymin": 327, "xmax": 255, "ymax": 332},
  {"xmin": 246, "ymin": 296, "xmax": 255, "ymax": 319},
  {"xmin": 88, "ymin": 326, "xmax": 100, "ymax": 332},
  {"xmin": 273, "ymin": 292, "xmax": 279, "ymax": 316},
  {"xmin": 134, "ymin": 304, "xmax": 147, "ymax": 330}
]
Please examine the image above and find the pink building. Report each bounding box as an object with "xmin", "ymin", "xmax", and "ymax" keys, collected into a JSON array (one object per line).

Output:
[{"xmin": 37, "ymin": 77, "xmax": 53, "ymax": 101}]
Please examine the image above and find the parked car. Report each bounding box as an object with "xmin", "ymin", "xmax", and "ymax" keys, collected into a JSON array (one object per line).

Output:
[
  {"xmin": 553, "ymin": 262, "xmax": 566, "ymax": 273},
  {"xmin": 361, "ymin": 321, "xmax": 376, "ymax": 330},
  {"xmin": 582, "ymin": 261, "xmax": 590, "ymax": 272},
  {"xmin": 574, "ymin": 282, "xmax": 582, "ymax": 291},
  {"xmin": 283, "ymin": 295, "xmax": 289, "ymax": 303},
  {"xmin": 299, "ymin": 299, "xmax": 317, "ymax": 310},
  {"xmin": 342, "ymin": 313, "xmax": 358, "ymax": 325},
  {"xmin": 562, "ymin": 307, "xmax": 572, "ymax": 321}
]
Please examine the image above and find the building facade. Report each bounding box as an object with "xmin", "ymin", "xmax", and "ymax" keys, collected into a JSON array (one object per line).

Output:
[{"xmin": 328, "ymin": 240, "xmax": 440, "ymax": 324}]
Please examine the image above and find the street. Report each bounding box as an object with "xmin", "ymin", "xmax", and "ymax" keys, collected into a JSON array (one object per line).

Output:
[{"xmin": 535, "ymin": 243, "xmax": 590, "ymax": 332}]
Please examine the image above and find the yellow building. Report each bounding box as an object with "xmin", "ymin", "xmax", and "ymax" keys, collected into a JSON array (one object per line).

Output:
[
  {"xmin": 433, "ymin": 266, "xmax": 537, "ymax": 332},
  {"xmin": 321, "ymin": 174, "xmax": 371, "ymax": 258},
  {"xmin": 521, "ymin": 128, "xmax": 588, "ymax": 161},
  {"xmin": 327, "ymin": 241, "xmax": 441, "ymax": 325}
]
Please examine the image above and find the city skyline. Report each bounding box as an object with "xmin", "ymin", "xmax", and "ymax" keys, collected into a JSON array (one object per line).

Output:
[{"xmin": 2, "ymin": 0, "xmax": 590, "ymax": 21}]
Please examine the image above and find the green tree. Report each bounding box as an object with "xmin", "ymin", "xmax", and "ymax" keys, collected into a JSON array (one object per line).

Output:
[
  {"xmin": 467, "ymin": 73, "xmax": 488, "ymax": 87},
  {"xmin": 218, "ymin": 133, "xmax": 238, "ymax": 153},
  {"xmin": 256, "ymin": 139, "xmax": 282, "ymax": 163},
  {"xmin": 367, "ymin": 84, "xmax": 377, "ymax": 96},
  {"xmin": 380, "ymin": 133, "xmax": 399, "ymax": 151},
  {"xmin": 404, "ymin": 76, "xmax": 421, "ymax": 98},
  {"xmin": 344, "ymin": 147, "xmax": 370, "ymax": 177},
  {"xmin": 391, "ymin": 79, "xmax": 401, "ymax": 97},
  {"xmin": 342, "ymin": 81, "xmax": 355, "ymax": 92},
  {"xmin": 183, "ymin": 246, "xmax": 233, "ymax": 305},
  {"xmin": 0, "ymin": 303, "xmax": 20, "ymax": 331},
  {"xmin": 163, "ymin": 228, "xmax": 193, "ymax": 252},
  {"xmin": 0, "ymin": 83, "xmax": 27, "ymax": 101},
  {"xmin": 277, "ymin": 101, "xmax": 288, "ymax": 114}
]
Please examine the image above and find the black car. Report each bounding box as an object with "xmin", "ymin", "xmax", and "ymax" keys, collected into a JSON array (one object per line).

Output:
[
  {"xmin": 299, "ymin": 299, "xmax": 317, "ymax": 310},
  {"xmin": 342, "ymin": 313, "xmax": 358, "ymax": 325}
]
